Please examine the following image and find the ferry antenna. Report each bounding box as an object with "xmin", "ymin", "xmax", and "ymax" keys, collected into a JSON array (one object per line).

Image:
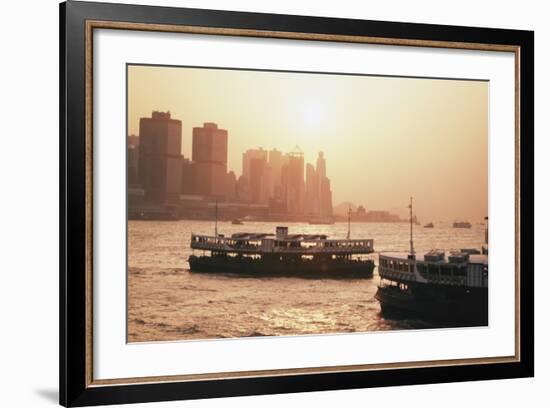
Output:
[
  {"xmin": 347, "ymin": 206, "xmax": 351, "ymax": 240},
  {"xmin": 214, "ymin": 200, "xmax": 218, "ymax": 237},
  {"xmin": 409, "ymin": 196, "xmax": 415, "ymax": 255}
]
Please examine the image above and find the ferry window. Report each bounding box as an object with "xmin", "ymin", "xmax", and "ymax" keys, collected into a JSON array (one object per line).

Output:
[{"xmin": 456, "ymin": 266, "xmax": 467, "ymax": 276}]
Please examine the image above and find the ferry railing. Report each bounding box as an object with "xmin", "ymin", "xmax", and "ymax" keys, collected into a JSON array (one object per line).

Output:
[
  {"xmin": 191, "ymin": 235, "xmax": 374, "ymax": 253},
  {"xmin": 379, "ymin": 266, "xmax": 469, "ymax": 286}
]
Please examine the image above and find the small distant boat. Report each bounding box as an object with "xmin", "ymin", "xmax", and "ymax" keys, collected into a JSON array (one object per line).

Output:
[
  {"xmin": 231, "ymin": 219, "xmax": 244, "ymax": 225},
  {"xmin": 424, "ymin": 222, "xmax": 434, "ymax": 228},
  {"xmin": 453, "ymin": 221, "xmax": 472, "ymax": 228}
]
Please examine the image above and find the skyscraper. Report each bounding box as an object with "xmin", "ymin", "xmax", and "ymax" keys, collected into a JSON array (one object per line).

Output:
[
  {"xmin": 192, "ymin": 122, "xmax": 228, "ymax": 197},
  {"xmin": 224, "ymin": 171, "xmax": 237, "ymax": 200},
  {"xmin": 138, "ymin": 111, "xmax": 182, "ymax": 203},
  {"xmin": 305, "ymin": 163, "xmax": 319, "ymax": 216},
  {"xmin": 180, "ymin": 157, "xmax": 197, "ymax": 195},
  {"xmin": 268, "ymin": 149, "xmax": 286, "ymax": 198},
  {"xmin": 248, "ymin": 157, "xmax": 271, "ymax": 203},
  {"xmin": 242, "ymin": 148, "xmax": 274, "ymax": 203},
  {"xmin": 317, "ymin": 152, "xmax": 333, "ymax": 217},
  {"xmin": 316, "ymin": 151, "xmax": 326, "ymax": 179},
  {"xmin": 319, "ymin": 176, "xmax": 333, "ymax": 217},
  {"xmin": 303, "ymin": 152, "xmax": 333, "ymax": 218},
  {"xmin": 127, "ymin": 134, "xmax": 140, "ymax": 186},
  {"xmin": 281, "ymin": 149, "xmax": 305, "ymax": 215},
  {"xmin": 242, "ymin": 148, "xmax": 268, "ymax": 180}
]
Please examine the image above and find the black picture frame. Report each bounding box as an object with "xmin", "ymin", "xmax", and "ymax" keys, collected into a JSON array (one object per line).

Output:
[{"xmin": 60, "ymin": 1, "xmax": 534, "ymax": 406}]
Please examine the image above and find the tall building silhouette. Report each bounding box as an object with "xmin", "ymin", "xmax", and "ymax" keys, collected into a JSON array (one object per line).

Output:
[
  {"xmin": 127, "ymin": 134, "xmax": 140, "ymax": 186},
  {"xmin": 224, "ymin": 171, "xmax": 237, "ymax": 200},
  {"xmin": 268, "ymin": 149, "xmax": 286, "ymax": 198},
  {"xmin": 317, "ymin": 152, "xmax": 333, "ymax": 217},
  {"xmin": 138, "ymin": 111, "xmax": 182, "ymax": 203},
  {"xmin": 192, "ymin": 122, "xmax": 228, "ymax": 196},
  {"xmin": 242, "ymin": 148, "xmax": 272, "ymax": 203},
  {"xmin": 281, "ymin": 149, "xmax": 305, "ymax": 215},
  {"xmin": 303, "ymin": 152, "xmax": 333, "ymax": 218},
  {"xmin": 242, "ymin": 148, "xmax": 267, "ymax": 180},
  {"xmin": 249, "ymin": 157, "xmax": 271, "ymax": 203},
  {"xmin": 180, "ymin": 157, "xmax": 197, "ymax": 195},
  {"xmin": 305, "ymin": 163, "xmax": 319, "ymax": 215}
]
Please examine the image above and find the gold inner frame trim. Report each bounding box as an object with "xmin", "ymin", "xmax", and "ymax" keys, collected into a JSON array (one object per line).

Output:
[{"xmin": 84, "ymin": 19, "xmax": 521, "ymax": 388}]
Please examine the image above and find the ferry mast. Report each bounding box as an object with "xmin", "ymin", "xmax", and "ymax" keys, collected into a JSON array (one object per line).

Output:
[
  {"xmin": 347, "ymin": 206, "xmax": 351, "ymax": 240},
  {"xmin": 409, "ymin": 196, "xmax": 415, "ymax": 256},
  {"xmin": 214, "ymin": 200, "xmax": 218, "ymax": 237}
]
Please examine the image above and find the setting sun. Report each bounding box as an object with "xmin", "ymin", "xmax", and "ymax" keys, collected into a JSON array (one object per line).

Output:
[{"xmin": 128, "ymin": 65, "xmax": 487, "ymax": 222}]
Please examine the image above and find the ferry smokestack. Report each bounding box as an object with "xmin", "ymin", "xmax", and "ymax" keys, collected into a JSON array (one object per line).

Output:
[{"xmin": 276, "ymin": 226, "xmax": 288, "ymax": 239}]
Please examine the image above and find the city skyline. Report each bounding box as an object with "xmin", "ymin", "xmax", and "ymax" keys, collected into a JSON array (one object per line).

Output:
[
  {"xmin": 128, "ymin": 65, "xmax": 488, "ymax": 221},
  {"xmin": 128, "ymin": 112, "xmax": 335, "ymax": 221}
]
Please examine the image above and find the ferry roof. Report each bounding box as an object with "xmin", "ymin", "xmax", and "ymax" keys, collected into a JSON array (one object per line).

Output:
[
  {"xmin": 381, "ymin": 251, "xmax": 488, "ymax": 265},
  {"xmin": 231, "ymin": 232, "xmax": 274, "ymax": 239},
  {"xmin": 230, "ymin": 232, "xmax": 329, "ymax": 241}
]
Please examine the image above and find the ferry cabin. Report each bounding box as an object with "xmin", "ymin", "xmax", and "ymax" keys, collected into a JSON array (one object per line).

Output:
[
  {"xmin": 190, "ymin": 226, "xmax": 374, "ymax": 261},
  {"xmin": 378, "ymin": 252, "xmax": 488, "ymax": 288}
]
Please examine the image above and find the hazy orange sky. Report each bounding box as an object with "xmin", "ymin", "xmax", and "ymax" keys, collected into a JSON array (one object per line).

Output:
[{"xmin": 128, "ymin": 64, "xmax": 488, "ymax": 222}]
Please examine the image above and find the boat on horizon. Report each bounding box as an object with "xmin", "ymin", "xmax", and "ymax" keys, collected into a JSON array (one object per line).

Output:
[
  {"xmin": 231, "ymin": 218, "xmax": 244, "ymax": 225},
  {"xmin": 453, "ymin": 221, "xmax": 472, "ymax": 228},
  {"xmin": 424, "ymin": 222, "xmax": 434, "ymax": 228}
]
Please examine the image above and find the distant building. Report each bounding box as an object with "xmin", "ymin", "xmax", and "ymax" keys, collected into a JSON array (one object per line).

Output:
[
  {"xmin": 355, "ymin": 209, "xmax": 401, "ymax": 222},
  {"xmin": 128, "ymin": 134, "xmax": 140, "ymax": 148},
  {"xmin": 268, "ymin": 149, "xmax": 286, "ymax": 198},
  {"xmin": 192, "ymin": 122, "xmax": 228, "ymax": 197},
  {"xmin": 242, "ymin": 148, "xmax": 267, "ymax": 180},
  {"xmin": 223, "ymin": 171, "xmax": 237, "ymax": 200},
  {"xmin": 242, "ymin": 148, "xmax": 273, "ymax": 204},
  {"xmin": 236, "ymin": 175, "xmax": 252, "ymax": 202},
  {"xmin": 180, "ymin": 157, "xmax": 197, "ymax": 195},
  {"xmin": 127, "ymin": 135, "xmax": 140, "ymax": 186},
  {"xmin": 138, "ymin": 111, "xmax": 182, "ymax": 203},
  {"xmin": 249, "ymin": 157, "xmax": 271, "ymax": 203},
  {"xmin": 281, "ymin": 149, "xmax": 305, "ymax": 215},
  {"xmin": 366, "ymin": 210, "xmax": 401, "ymax": 222},
  {"xmin": 303, "ymin": 152, "xmax": 333, "ymax": 218},
  {"xmin": 305, "ymin": 163, "xmax": 319, "ymax": 216},
  {"xmin": 317, "ymin": 152, "xmax": 333, "ymax": 217}
]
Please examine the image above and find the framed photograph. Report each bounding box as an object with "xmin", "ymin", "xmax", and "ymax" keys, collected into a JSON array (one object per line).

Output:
[{"xmin": 60, "ymin": 1, "xmax": 534, "ymax": 406}]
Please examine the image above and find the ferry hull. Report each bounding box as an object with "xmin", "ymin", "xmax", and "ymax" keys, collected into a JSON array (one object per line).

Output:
[
  {"xmin": 375, "ymin": 284, "xmax": 488, "ymax": 325},
  {"xmin": 189, "ymin": 255, "xmax": 375, "ymax": 279}
]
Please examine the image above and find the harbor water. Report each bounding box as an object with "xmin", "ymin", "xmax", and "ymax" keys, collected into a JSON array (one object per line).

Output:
[{"xmin": 128, "ymin": 220, "xmax": 486, "ymax": 342}]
